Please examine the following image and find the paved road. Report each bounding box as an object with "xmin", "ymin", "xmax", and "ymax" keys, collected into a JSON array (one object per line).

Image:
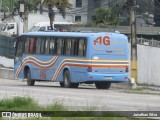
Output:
[{"xmin": 0, "ymin": 79, "xmax": 160, "ymax": 111}]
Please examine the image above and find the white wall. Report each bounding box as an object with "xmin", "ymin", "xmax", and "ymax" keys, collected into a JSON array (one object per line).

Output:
[
  {"xmin": 137, "ymin": 45, "xmax": 160, "ymax": 86},
  {"xmin": 0, "ymin": 56, "xmax": 14, "ymax": 68}
]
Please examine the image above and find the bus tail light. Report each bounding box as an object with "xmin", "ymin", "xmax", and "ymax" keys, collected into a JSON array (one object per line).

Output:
[
  {"xmin": 125, "ymin": 67, "xmax": 129, "ymax": 72},
  {"xmin": 87, "ymin": 66, "xmax": 92, "ymax": 72}
]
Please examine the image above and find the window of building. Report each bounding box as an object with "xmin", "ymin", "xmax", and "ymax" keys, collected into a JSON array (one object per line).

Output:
[
  {"xmin": 94, "ymin": 0, "xmax": 101, "ymax": 8},
  {"xmin": 75, "ymin": 16, "xmax": 81, "ymax": 22},
  {"xmin": 76, "ymin": 0, "xmax": 82, "ymax": 7}
]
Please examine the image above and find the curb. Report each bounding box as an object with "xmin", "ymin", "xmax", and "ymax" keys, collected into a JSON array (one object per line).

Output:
[{"xmin": 0, "ymin": 67, "xmax": 14, "ymax": 79}]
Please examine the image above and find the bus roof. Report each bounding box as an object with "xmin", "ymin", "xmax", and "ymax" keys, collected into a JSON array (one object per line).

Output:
[{"xmin": 21, "ymin": 32, "xmax": 127, "ymax": 38}]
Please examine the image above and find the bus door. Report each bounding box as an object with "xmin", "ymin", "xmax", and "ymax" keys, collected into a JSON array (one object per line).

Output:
[
  {"xmin": 91, "ymin": 34, "xmax": 128, "ymax": 75},
  {"xmin": 14, "ymin": 37, "xmax": 24, "ymax": 78}
]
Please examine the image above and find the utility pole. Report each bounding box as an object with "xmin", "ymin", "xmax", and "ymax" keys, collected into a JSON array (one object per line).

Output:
[
  {"xmin": 23, "ymin": 0, "xmax": 28, "ymax": 32},
  {"xmin": 130, "ymin": 0, "xmax": 137, "ymax": 82}
]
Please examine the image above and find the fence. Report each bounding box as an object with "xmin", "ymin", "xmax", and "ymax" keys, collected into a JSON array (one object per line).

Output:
[
  {"xmin": 0, "ymin": 33, "xmax": 15, "ymax": 59},
  {"xmin": 137, "ymin": 44, "xmax": 160, "ymax": 86},
  {"xmin": 128, "ymin": 38, "xmax": 160, "ymax": 86}
]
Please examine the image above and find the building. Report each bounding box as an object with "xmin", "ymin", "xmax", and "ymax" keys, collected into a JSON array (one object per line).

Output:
[
  {"xmin": 69, "ymin": 0, "xmax": 157, "ymax": 26},
  {"xmin": 154, "ymin": 0, "xmax": 160, "ymax": 26},
  {"xmin": 68, "ymin": 0, "xmax": 88, "ymax": 24},
  {"xmin": 69, "ymin": 0, "xmax": 110, "ymax": 24}
]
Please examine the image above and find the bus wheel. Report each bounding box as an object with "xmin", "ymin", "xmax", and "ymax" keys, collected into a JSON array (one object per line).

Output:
[
  {"xmin": 95, "ymin": 82, "xmax": 111, "ymax": 89},
  {"xmin": 27, "ymin": 69, "xmax": 35, "ymax": 86},
  {"xmin": 63, "ymin": 70, "xmax": 79, "ymax": 88},
  {"xmin": 59, "ymin": 82, "xmax": 64, "ymax": 87}
]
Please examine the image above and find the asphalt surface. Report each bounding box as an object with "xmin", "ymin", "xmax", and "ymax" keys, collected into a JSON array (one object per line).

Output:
[{"xmin": 0, "ymin": 78, "xmax": 160, "ymax": 111}]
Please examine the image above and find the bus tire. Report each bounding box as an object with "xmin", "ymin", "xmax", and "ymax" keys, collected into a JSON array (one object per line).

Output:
[
  {"xmin": 95, "ymin": 82, "xmax": 111, "ymax": 89},
  {"xmin": 63, "ymin": 70, "xmax": 79, "ymax": 88},
  {"xmin": 59, "ymin": 82, "xmax": 64, "ymax": 87},
  {"xmin": 27, "ymin": 69, "xmax": 35, "ymax": 86}
]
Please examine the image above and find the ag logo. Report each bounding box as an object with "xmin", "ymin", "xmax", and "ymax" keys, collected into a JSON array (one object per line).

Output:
[{"xmin": 94, "ymin": 36, "xmax": 110, "ymax": 46}]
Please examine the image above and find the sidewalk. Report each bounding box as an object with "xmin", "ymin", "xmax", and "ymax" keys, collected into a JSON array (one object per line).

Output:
[
  {"xmin": 0, "ymin": 67, "xmax": 14, "ymax": 79},
  {"xmin": 112, "ymin": 82, "xmax": 160, "ymax": 95}
]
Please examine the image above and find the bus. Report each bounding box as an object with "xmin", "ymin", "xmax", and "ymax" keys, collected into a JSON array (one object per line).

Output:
[{"xmin": 14, "ymin": 32, "xmax": 129, "ymax": 89}]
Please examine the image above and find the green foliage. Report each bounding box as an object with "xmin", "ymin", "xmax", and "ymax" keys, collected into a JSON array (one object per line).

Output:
[
  {"xmin": 45, "ymin": 102, "xmax": 67, "ymax": 111},
  {"xmin": 92, "ymin": 8, "xmax": 120, "ymax": 27},
  {"xmin": 0, "ymin": 97, "xmax": 135, "ymax": 120},
  {"xmin": 0, "ymin": 96, "xmax": 40, "ymax": 111},
  {"xmin": 0, "ymin": 96, "xmax": 66, "ymax": 111},
  {"xmin": 43, "ymin": 0, "xmax": 72, "ymax": 18},
  {"xmin": 42, "ymin": 0, "xmax": 72, "ymax": 30},
  {"xmin": 1, "ymin": 0, "xmax": 39, "ymax": 12}
]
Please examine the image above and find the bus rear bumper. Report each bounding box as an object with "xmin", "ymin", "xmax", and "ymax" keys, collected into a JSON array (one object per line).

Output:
[{"xmin": 86, "ymin": 72, "xmax": 129, "ymax": 83}]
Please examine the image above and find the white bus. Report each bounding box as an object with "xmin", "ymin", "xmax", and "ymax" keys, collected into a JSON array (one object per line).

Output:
[{"xmin": 29, "ymin": 22, "xmax": 74, "ymax": 32}]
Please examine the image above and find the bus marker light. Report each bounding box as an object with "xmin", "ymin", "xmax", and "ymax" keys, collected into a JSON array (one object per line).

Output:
[
  {"xmin": 93, "ymin": 56, "xmax": 99, "ymax": 60},
  {"xmin": 125, "ymin": 67, "xmax": 129, "ymax": 72},
  {"xmin": 87, "ymin": 66, "xmax": 92, "ymax": 72}
]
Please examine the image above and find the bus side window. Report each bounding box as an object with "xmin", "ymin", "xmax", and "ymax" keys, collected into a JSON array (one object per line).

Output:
[
  {"xmin": 24, "ymin": 38, "xmax": 30, "ymax": 54},
  {"xmin": 45, "ymin": 38, "xmax": 50, "ymax": 55},
  {"xmin": 74, "ymin": 39, "xmax": 79, "ymax": 56},
  {"xmin": 16, "ymin": 40, "xmax": 23, "ymax": 56},
  {"xmin": 57, "ymin": 38, "xmax": 63, "ymax": 55},
  {"xmin": 65, "ymin": 38, "xmax": 71, "ymax": 56},
  {"xmin": 61, "ymin": 38, "xmax": 65, "ymax": 55},
  {"xmin": 50, "ymin": 38, "xmax": 55, "ymax": 55},
  {"xmin": 29, "ymin": 38, "xmax": 36, "ymax": 54},
  {"xmin": 41, "ymin": 37, "xmax": 45, "ymax": 54},
  {"xmin": 78, "ymin": 38, "xmax": 85, "ymax": 56},
  {"xmin": 36, "ymin": 37, "xmax": 41, "ymax": 54},
  {"xmin": 71, "ymin": 39, "xmax": 77, "ymax": 56}
]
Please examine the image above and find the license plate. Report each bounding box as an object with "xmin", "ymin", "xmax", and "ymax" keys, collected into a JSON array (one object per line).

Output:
[{"xmin": 105, "ymin": 77, "xmax": 112, "ymax": 80}]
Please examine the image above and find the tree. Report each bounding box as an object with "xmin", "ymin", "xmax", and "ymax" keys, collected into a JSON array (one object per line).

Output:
[
  {"xmin": 42, "ymin": 0, "xmax": 72, "ymax": 30},
  {"xmin": 2, "ymin": 0, "xmax": 72, "ymax": 32},
  {"xmin": 92, "ymin": 8, "xmax": 120, "ymax": 29}
]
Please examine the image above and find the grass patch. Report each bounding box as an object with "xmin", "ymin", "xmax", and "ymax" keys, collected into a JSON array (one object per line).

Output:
[
  {"xmin": 131, "ymin": 86, "xmax": 144, "ymax": 92},
  {"xmin": 0, "ymin": 97, "xmax": 65, "ymax": 111},
  {"xmin": 0, "ymin": 97, "xmax": 145, "ymax": 120}
]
